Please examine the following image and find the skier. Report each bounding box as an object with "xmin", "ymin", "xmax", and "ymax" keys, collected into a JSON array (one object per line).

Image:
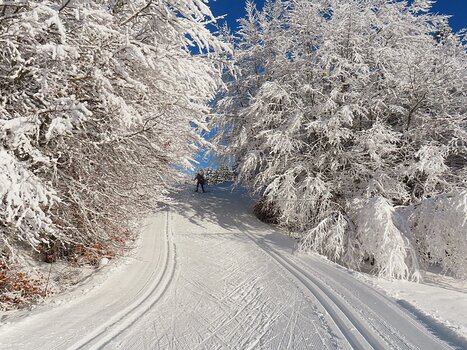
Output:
[{"xmin": 194, "ymin": 169, "xmax": 206, "ymax": 193}]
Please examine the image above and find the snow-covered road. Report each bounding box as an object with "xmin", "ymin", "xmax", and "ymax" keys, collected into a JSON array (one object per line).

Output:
[{"xmin": 0, "ymin": 185, "xmax": 465, "ymax": 349}]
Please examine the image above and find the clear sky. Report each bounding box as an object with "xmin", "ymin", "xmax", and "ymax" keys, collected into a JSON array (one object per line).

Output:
[{"xmin": 210, "ymin": 0, "xmax": 467, "ymax": 33}]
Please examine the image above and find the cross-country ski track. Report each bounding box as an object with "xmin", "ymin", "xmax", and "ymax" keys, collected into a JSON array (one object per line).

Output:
[{"xmin": 1, "ymin": 185, "xmax": 466, "ymax": 350}]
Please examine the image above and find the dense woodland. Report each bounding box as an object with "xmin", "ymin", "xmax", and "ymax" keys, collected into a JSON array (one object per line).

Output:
[
  {"xmin": 0, "ymin": 0, "xmax": 466, "ymax": 309},
  {"xmin": 0, "ymin": 0, "xmax": 228, "ymax": 308},
  {"xmin": 212, "ymin": 0, "xmax": 466, "ymax": 280}
]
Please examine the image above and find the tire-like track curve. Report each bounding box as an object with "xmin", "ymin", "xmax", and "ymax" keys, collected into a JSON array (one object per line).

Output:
[
  {"xmin": 0, "ymin": 210, "xmax": 176, "ymax": 350},
  {"xmin": 1, "ymin": 186, "xmax": 464, "ymax": 350},
  {"xmin": 74, "ymin": 210, "xmax": 177, "ymax": 350},
  {"xmin": 243, "ymin": 230, "xmax": 453, "ymax": 350}
]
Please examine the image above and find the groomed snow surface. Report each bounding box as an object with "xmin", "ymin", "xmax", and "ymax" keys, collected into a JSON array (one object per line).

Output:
[{"xmin": 1, "ymin": 184, "xmax": 466, "ymax": 349}]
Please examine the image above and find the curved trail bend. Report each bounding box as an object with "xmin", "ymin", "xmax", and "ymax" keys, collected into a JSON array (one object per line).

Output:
[{"xmin": 0, "ymin": 185, "xmax": 464, "ymax": 350}]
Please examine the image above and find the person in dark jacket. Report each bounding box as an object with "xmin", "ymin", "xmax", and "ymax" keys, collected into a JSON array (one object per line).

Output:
[{"xmin": 194, "ymin": 169, "xmax": 206, "ymax": 193}]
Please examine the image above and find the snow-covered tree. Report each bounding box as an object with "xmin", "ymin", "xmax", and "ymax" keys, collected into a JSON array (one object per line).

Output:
[
  {"xmin": 212, "ymin": 0, "xmax": 466, "ymax": 279},
  {"xmin": 0, "ymin": 0, "xmax": 228, "ymax": 269},
  {"xmin": 206, "ymin": 165, "xmax": 235, "ymax": 184},
  {"xmin": 409, "ymin": 190, "xmax": 467, "ymax": 279}
]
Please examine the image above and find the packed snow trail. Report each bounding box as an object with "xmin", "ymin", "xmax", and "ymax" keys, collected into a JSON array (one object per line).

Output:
[{"xmin": 0, "ymin": 185, "xmax": 465, "ymax": 350}]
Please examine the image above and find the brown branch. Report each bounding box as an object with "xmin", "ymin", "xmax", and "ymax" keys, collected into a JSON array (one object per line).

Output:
[
  {"xmin": 406, "ymin": 92, "xmax": 427, "ymax": 131},
  {"xmin": 121, "ymin": 0, "xmax": 153, "ymax": 26},
  {"xmin": 59, "ymin": 0, "xmax": 73, "ymax": 12}
]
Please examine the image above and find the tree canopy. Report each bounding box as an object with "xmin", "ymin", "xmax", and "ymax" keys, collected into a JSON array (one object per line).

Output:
[{"xmin": 212, "ymin": 0, "xmax": 467, "ymax": 279}]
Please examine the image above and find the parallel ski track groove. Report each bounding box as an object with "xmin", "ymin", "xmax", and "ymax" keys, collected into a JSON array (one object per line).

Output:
[
  {"xmin": 70, "ymin": 210, "xmax": 176, "ymax": 350},
  {"xmin": 293, "ymin": 256, "xmax": 453, "ymax": 350},
  {"xmin": 295, "ymin": 258, "xmax": 418, "ymax": 349},
  {"xmin": 244, "ymin": 230, "xmax": 387, "ymax": 350}
]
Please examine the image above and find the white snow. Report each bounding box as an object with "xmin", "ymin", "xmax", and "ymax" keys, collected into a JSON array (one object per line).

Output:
[
  {"xmin": 0, "ymin": 184, "xmax": 466, "ymax": 349},
  {"xmin": 356, "ymin": 269, "xmax": 467, "ymax": 340},
  {"xmin": 0, "ymin": 0, "xmax": 229, "ymax": 265},
  {"xmin": 98, "ymin": 257, "xmax": 110, "ymax": 269},
  {"xmin": 211, "ymin": 0, "xmax": 467, "ymax": 281}
]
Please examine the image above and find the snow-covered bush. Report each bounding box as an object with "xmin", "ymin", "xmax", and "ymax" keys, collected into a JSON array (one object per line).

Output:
[
  {"xmin": 206, "ymin": 165, "xmax": 235, "ymax": 185},
  {"xmin": 0, "ymin": 0, "xmax": 227, "ymax": 272},
  {"xmin": 300, "ymin": 211, "xmax": 347, "ymax": 261},
  {"xmin": 212, "ymin": 0, "xmax": 466, "ymax": 279},
  {"xmin": 409, "ymin": 190, "xmax": 467, "ymax": 279},
  {"xmin": 0, "ymin": 262, "xmax": 47, "ymax": 311},
  {"xmin": 345, "ymin": 197, "xmax": 420, "ymax": 281}
]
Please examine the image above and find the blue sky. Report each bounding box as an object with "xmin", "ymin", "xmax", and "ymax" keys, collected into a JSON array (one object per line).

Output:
[{"xmin": 209, "ymin": 0, "xmax": 467, "ymax": 33}]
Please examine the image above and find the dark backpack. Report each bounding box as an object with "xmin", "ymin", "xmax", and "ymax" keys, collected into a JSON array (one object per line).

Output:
[{"xmin": 196, "ymin": 174, "xmax": 205, "ymax": 184}]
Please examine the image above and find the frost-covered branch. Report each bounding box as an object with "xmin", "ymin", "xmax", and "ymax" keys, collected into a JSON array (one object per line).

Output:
[
  {"xmin": 1, "ymin": 0, "xmax": 228, "ymax": 270},
  {"xmin": 212, "ymin": 0, "xmax": 466, "ymax": 280}
]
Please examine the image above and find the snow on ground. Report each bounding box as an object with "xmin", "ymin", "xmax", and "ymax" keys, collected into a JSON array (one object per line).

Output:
[
  {"xmin": 355, "ymin": 270, "xmax": 467, "ymax": 339},
  {"xmin": 0, "ymin": 184, "xmax": 466, "ymax": 349}
]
